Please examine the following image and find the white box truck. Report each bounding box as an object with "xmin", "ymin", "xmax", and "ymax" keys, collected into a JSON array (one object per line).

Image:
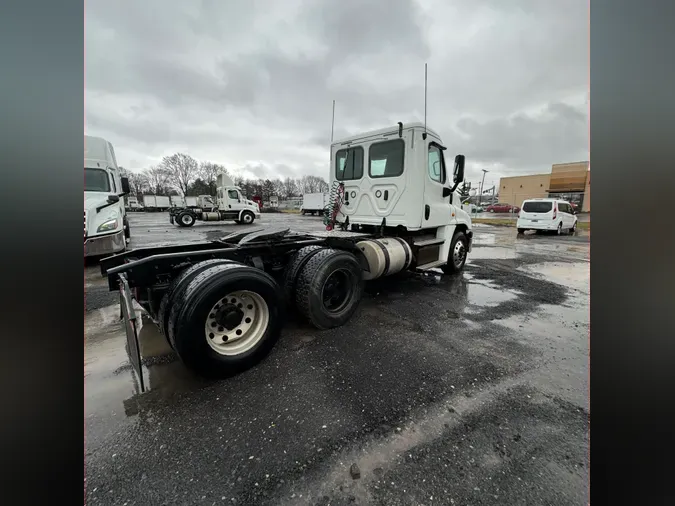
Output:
[
  {"xmin": 124, "ymin": 196, "xmax": 143, "ymax": 212},
  {"xmin": 170, "ymin": 195, "xmax": 186, "ymax": 208},
  {"xmin": 142, "ymin": 195, "xmax": 171, "ymax": 211},
  {"xmin": 185, "ymin": 196, "xmax": 198, "ymax": 207},
  {"xmin": 84, "ymin": 135, "xmax": 131, "ymax": 257},
  {"xmin": 301, "ymin": 192, "xmax": 328, "ymax": 216}
]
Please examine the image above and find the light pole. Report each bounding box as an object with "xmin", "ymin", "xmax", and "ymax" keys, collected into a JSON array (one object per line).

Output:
[{"xmin": 479, "ymin": 169, "xmax": 489, "ymax": 206}]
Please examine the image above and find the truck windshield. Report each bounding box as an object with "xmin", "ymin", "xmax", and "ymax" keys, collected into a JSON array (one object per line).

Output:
[{"xmin": 85, "ymin": 168, "xmax": 111, "ymax": 192}]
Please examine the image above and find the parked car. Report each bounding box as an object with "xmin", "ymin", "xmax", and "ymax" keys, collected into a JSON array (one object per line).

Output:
[
  {"xmin": 517, "ymin": 198, "xmax": 578, "ymax": 235},
  {"xmin": 485, "ymin": 203, "xmax": 520, "ymax": 213}
]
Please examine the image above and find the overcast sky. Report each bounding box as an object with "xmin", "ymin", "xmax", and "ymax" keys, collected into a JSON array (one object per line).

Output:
[{"xmin": 85, "ymin": 0, "xmax": 588, "ymax": 189}]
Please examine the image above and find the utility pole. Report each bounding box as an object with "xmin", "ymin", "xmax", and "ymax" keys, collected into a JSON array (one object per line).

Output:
[{"xmin": 479, "ymin": 169, "xmax": 489, "ymax": 206}]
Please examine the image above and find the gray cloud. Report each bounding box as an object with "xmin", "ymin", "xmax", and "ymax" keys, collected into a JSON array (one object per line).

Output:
[{"xmin": 85, "ymin": 0, "xmax": 588, "ymax": 184}]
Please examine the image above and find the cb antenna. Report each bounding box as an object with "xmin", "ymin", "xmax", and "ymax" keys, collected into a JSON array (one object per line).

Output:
[
  {"xmin": 330, "ymin": 99, "xmax": 336, "ymax": 143},
  {"xmin": 423, "ymin": 63, "xmax": 428, "ymax": 140}
]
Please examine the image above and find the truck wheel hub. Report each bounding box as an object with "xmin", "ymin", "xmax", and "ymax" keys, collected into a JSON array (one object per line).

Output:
[
  {"xmin": 214, "ymin": 304, "xmax": 244, "ymax": 330},
  {"xmin": 321, "ymin": 269, "xmax": 352, "ymax": 312},
  {"xmin": 204, "ymin": 290, "xmax": 270, "ymax": 355}
]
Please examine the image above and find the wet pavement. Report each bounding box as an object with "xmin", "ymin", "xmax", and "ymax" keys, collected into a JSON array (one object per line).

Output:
[{"xmin": 84, "ymin": 212, "xmax": 589, "ymax": 505}]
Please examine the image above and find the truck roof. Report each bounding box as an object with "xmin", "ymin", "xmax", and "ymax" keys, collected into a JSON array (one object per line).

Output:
[
  {"xmin": 331, "ymin": 122, "xmax": 441, "ymax": 146},
  {"xmin": 85, "ymin": 135, "xmax": 119, "ymax": 168}
]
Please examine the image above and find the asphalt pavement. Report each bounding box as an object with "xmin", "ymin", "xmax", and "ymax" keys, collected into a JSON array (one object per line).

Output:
[{"xmin": 84, "ymin": 212, "xmax": 589, "ymax": 505}]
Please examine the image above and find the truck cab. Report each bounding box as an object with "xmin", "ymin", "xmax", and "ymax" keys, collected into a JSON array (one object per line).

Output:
[
  {"xmin": 84, "ymin": 135, "xmax": 130, "ymax": 257},
  {"xmin": 215, "ymin": 173, "xmax": 261, "ymax": 221},
  {"xmin": 329, "ymin": 122, "xmax": 472, "ymax": 271}
]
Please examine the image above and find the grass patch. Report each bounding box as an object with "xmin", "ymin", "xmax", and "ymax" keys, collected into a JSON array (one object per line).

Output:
[
  {"xmin": 472, "ymin": 218, "xmax": 517, "ymax": 227},
  {"xmin": 280, "ymin": 209, "xmax": 301, "ymax": 214},
  {"xmin": 472, "ymin": 218, "xmax": 590, "ymax": 230}
]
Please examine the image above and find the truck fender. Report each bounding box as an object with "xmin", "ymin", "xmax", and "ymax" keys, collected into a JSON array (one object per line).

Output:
[{"xmin": 237, "ymin": 208, "xmax": 256, "ymax": 220}]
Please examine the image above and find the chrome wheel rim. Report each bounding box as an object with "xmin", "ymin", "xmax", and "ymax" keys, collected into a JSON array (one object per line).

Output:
[
  {"xmin": 453, "ymin": 239, "xmax": 466, "ymax": 267},
  {"xmin": 204, "ymin": 290, "xmax": 269, "ymax": 356}
]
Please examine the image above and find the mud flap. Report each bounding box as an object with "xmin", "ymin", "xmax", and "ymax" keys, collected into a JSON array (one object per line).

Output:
[
  {"xmin": 169, "ymin": 215, "xmax": 174, "ymax": 224},
  {"xmin": 119, "ymin": 273, "xmax": 145, "ymax": 392}
]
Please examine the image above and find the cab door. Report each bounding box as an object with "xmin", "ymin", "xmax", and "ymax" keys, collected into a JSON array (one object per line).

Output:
[
  {"xmin": 226, "ymin": 189, "xmax": 243, "ymax": 210},
  {"xmin": 423, "ymin": 140, "xmax": 452, "ymax": 229}
]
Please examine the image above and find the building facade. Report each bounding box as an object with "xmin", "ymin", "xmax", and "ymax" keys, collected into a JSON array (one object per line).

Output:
[{"xmin": 498, "ymin": 161, "xmax": 590, "ymax": 212}]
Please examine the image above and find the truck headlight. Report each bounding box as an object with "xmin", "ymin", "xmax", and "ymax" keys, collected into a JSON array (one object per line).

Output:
[{"xmin": 97, "ymin": 218, "xmax": 119, "ymax": 232}]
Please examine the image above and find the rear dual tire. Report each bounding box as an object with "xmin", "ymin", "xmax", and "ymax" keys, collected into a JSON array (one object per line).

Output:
[
  {"xmin": 294, "ymin": 249, "xmax": 364, "ymax": 330},
  {"xmin": 162, "ymin": 261, "xmax": 283, "ymax": 378},
  {"xmin": 285, "ymin": 247, "xmax": 364, "ymax": 330}
]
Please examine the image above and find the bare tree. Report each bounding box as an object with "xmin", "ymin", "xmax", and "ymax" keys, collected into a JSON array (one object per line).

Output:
[
  {"xmin": 119, "ymin": 167, "xmax": 152, "ymax": 196},
  {"xmin": 142, "ymin": 166, "xmax": 172, "ymax": 195},
  {"xmin": 272, "ymin": 179, "xmax": 285, "ymax": 198},
  {"xmin": 160, "ymin": 153, "xmax": 199, "ymax": 196},
  {"xmin": 299, "ymin": 175, "xmax": 327, "ymax": 193},
  {"xmin": 282, "ymin": 177, "xmax": 297, "ymax": 198},
  {"xmin": 199, "ymin": 161, "xmax": 228, "ymax": 186},
  {"xmin": 233, "ymin": 175, "xmax": 245, "ymax": 188},
  {"xmin": 127, "ymin": 171, "xmax": 149, "ymax": 196}
]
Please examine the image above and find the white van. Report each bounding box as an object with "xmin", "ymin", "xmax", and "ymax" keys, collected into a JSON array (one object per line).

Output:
[{"xmin": 517, "ymin": 198, "xmax": 577, "ymax": 235}]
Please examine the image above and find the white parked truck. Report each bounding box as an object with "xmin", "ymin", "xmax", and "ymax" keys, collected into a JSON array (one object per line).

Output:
[
  {"xmin": 142, "ymin": 195, "xmax": 171, "ymax": 211},
  {"xmin": 168, "ymin": 173, "xmax": 261, "ymax": 227},
  {"xmin": 84, "ymin": 135, "xmax": 131, "ymax": 257},
  {"xmin": 185, "ymin": 196, "xmax": 199, "ymax": 207},
  {"xmin": 124, "ymin": 196, "xmax": 143, "ymax": 212},
  {"xmin": 101, "ymin": 121, "xmax": 472, "ymax": 387},
  {"xmin": 301, "ymin": 192, "xmax": 328, "ymax": 215}
]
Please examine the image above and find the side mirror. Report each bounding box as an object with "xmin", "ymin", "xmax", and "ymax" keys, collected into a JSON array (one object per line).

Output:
[
  {"xmin": 120, "ymin": 176, "xmax": 130, "ymax": 195},
  {"xmin": 442, "ymin": 187, "xmax": 452, "ymax": 198},
  {"xmin": 107, "ymin": 194, "xmax": 120, "ymax": 204},
  {"xmin": 453, "ymin": 155, "xmax": 465, "ymax": 184}
]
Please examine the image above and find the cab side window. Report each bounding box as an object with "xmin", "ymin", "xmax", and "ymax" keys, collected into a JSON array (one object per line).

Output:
[
  {"xmin": 428, "ymin": 145, "xmax": 445, "ymax": 183},
  {"xmin": 336, "ymin": 147, "xmax": 364, "ymax": 181},
  {"xmin": 369, "ymin": 139, "xmax": 405, "ymax": 178},
  {"xmin": 109, "ymin": 172, "xmax": 117, "ymax": 193},
  {"xmin": 228, "ymin": 190, "xmax": 239, "ymax": 200}
]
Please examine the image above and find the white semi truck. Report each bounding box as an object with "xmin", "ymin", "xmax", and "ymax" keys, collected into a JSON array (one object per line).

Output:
[
  {"xmin": 168, "ymin": 173, "xmax": 261, "ymax": 227},
  {"xmin": 101, "ymin": 122, "xmax": 472, "ymax": 385},
  {"xmin": 84, "ymin": 135, "xmax": 131, "ymax": 257}
]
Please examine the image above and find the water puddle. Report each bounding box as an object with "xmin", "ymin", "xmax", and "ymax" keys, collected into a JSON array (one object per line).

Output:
[
  {"xmin": 466, "ymin": 283, "xmax": 518, "ymax": 307},
  {"xmin": 471, "ymin": 233, "xmax": 496, "ymax": 246},
  {"xmin": 517, "ymin": 262, "xmax": 589, "ymax": 294},
  {"xmin": 85, "ymin": 308, "xmax": 209, "ymax": 420}
]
